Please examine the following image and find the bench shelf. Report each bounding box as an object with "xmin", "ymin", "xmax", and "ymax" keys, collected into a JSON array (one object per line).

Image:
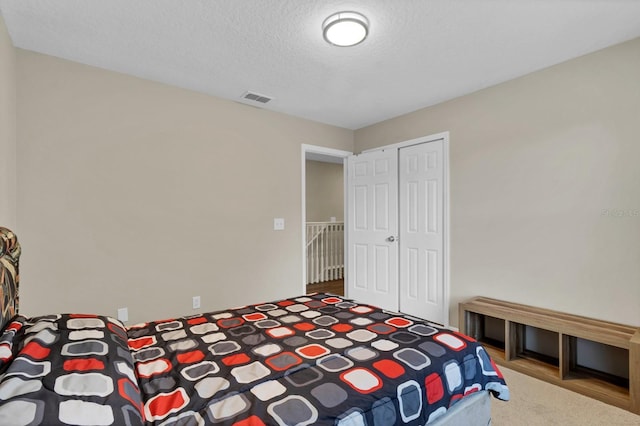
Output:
[{"xmin": 459, "ymin": 297, "xmax": 640, "ymax": 414}]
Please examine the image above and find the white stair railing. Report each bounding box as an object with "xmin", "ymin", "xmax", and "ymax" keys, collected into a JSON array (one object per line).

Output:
[{"xmin": 306, "ymin": 222, "xmax": 344, "ymax": 284}]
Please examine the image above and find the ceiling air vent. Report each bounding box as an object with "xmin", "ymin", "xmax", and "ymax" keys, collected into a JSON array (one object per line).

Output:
[{"xmin": 241, "ymin": 91, "xmax": 273, "ymax": 104}]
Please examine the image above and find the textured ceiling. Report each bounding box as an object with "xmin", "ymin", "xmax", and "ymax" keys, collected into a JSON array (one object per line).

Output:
[{"xmin": 1, "ymin": 0, "xmax": 640, "ymax": 129}]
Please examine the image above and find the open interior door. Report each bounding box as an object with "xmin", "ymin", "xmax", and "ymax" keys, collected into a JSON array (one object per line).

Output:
[{"xmin": 346, "ymin": 149, "xmax": 399, "ymax": 311}]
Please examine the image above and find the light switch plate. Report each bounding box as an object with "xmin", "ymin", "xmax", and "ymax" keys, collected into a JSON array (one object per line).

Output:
[{"xmin": 274, "ymin": 218, "xmax": 285, "ymax": 230}]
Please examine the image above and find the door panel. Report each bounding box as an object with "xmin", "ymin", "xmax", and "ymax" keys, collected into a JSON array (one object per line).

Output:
[
  {"xmin": 346, "ymin": 150, "xmax": 398, "ymax": 311},
  {"xmin": 399, "ymin": 140, "xmax": 445, "ymax": 323},
  {"xmin": 347, "ymin": 139, "xmax": 446, "ymax": 323}
]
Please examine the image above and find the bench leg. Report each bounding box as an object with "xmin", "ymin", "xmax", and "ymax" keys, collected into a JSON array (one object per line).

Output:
[{"xmin": 630, "ymin": 330, "xmax": 640, "ymax": 414}]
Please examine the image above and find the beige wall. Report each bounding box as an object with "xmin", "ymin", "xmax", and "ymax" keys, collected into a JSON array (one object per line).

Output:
[
  {"xmin": 17, "ymin": 50, "xmax": 353, "ymax": 324},
  {"xmin": 0, "ymin": 15, "xmax": 16, "ymax": 229},
  {"xmin": 356, "ymin": 37, "xmax": 640, "ymax": 327},
  {"xmin": 12, "ymin": 34, "xmax": 640, "ymax": 328},
  {"xmin": 305, "ymin": 160, "xmax": 344, "ymax": 222}
]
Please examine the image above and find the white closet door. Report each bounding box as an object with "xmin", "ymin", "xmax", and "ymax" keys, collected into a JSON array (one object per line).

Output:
[
  {"xmin": 346, "ymin": 149, "xmax": 399, "ymax": 311},
  {"xmin": 398, "ymin": 140, "xmax": 445, "ymax": 323}
]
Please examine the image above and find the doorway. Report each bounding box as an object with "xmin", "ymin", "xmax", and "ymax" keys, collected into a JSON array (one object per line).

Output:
[
  {"xmin": 305, "ymin": 159, "xmax": 345, "ymax": 295},
  {"xmin": 300, "ymin": 145, "xmax": 352, "ymax": 296}
]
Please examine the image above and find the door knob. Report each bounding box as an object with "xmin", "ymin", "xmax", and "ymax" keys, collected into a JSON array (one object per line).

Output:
[{"xmin": 386, "ymin": 236, "xmax": 397, "ymax": 242}]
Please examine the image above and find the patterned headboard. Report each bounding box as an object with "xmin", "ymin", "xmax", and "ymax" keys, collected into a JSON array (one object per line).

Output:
[{"xmin": 0, "ymin": 227, "xmax": 20, "ymax": 331}]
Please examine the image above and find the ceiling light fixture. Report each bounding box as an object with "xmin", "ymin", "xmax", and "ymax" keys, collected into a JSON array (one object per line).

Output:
[{"xmin": 322, "ymin": 11, "xmax": 369, "ymax": 47}]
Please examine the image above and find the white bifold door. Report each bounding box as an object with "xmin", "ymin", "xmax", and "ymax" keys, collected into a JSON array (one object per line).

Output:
[{"xmin": 347, "ymin": 140, "xmax": 446, "ymax": 324}]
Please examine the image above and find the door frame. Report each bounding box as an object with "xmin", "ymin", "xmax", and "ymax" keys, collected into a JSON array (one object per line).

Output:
[
  {"xmin": 361, "ymin": 131, "xmax": 451, "ymax": 327},
  {"xmin": 301, "ymin": 144, "xmax": 352, "ymax": 294}
]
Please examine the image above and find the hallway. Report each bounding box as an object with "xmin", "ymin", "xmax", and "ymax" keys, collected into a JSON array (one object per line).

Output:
[{"xmin": 306, "ymin": 279, "xmax": 344, "ymax": 296}]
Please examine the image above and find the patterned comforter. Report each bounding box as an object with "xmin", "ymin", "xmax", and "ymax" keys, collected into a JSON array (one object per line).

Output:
[
  {"xmin": 0, "ymin": 293, "xmax": 509, "ymax": 425},
  {"xmin": 0, "ymin": 314, "xmax": 144, "ymax": 425},
  {"xmin": 130, "ymin": 293, "xmax": 509, "ymax": 425}
]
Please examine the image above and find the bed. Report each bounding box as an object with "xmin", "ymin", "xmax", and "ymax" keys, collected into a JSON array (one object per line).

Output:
[{"xmin": 0, "ymin": 227, "xmax": 509, "ymax": 425}]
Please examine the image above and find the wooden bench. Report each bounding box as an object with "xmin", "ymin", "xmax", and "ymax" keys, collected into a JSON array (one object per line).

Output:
[{"xmin": 459, "ymin": 296, "xmax": 640, "ymax": 414}]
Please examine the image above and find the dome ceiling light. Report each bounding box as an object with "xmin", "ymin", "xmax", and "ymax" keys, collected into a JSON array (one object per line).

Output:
[{"xmin": 322, "ymin": 11, "xmax": 369, "ymax": 47}]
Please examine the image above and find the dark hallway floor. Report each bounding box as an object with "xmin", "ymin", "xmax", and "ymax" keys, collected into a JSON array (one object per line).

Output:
[{"xmin": 306, "ymin": 279, "xmax": 344, "ymax": 296}]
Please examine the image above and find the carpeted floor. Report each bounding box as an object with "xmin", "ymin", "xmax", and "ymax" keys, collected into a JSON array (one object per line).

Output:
[
  {"xmin": 303, "ymin": 285, "xmax": 640, "ymax": 424},
  {"xmin": 492, "ymin": 366, "xmax": 640, "ymax": 425}
]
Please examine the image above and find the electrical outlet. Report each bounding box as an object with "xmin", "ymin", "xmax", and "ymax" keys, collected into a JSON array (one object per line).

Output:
[
  {"xmin": 192, "ymin": 296, "xmax": 201, "ymax": 309},
  {"xmin": 274, "ymin": 218, "xmax": 285, "ymax": 230},
  {"xmin": 117, "ymin": 307, "xmax": 128, "ymax": 322}
]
